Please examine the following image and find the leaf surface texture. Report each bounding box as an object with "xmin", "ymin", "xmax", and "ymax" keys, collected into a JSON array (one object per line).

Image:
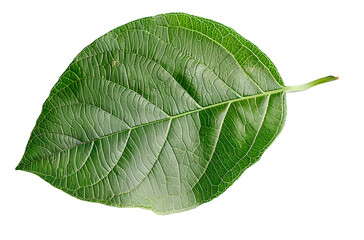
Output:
[{"xmin": 17, "ymin": 13, "xmax": 287, "ymax": 214}]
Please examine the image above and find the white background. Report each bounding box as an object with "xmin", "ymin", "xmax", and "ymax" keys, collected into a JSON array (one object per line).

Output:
[{"xmin": 1, "ymin": 0, "xmax": 363, "ymax": 239}]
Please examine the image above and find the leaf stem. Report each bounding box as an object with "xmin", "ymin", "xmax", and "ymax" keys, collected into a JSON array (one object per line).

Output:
[{"xmin": 285, "ymin": 75, "xmax": 339, "ymax": 93}]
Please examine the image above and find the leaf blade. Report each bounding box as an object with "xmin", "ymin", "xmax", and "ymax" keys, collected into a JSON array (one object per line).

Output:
[{"xmin": 17, "ymin": 12, "xmax": 287, "ymax": 214}]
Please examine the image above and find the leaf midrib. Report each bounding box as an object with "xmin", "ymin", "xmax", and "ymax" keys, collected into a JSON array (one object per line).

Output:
[{"xmin": 18, "ymin": 87, "xmax": 287, "ymax": 168}]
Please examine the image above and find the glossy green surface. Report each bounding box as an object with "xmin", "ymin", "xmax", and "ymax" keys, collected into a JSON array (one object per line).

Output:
[{"xmin": 16, "ymin": 13, "xmax": 335, "ymax": 214}]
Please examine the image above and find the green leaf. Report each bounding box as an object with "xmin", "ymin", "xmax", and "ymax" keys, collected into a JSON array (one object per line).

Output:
[{"xmin": 16, "ymin": 12, "xmax": 337, "ymax": 214}]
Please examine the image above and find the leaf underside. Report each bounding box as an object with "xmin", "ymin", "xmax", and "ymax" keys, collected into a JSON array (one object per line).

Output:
[{"xmin": 17, "ymin": 12, "xmax": 287, "ymax": 214}]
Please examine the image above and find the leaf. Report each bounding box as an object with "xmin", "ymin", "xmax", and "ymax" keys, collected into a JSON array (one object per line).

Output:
[{"xmin": 16, "ymin": 12, "xmax": 337, "ymax": 214}]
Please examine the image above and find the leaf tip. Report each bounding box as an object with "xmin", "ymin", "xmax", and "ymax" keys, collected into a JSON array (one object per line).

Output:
[{"xmin": 15, "ymin": 163, "xmax": 23, "ymax": 171}]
